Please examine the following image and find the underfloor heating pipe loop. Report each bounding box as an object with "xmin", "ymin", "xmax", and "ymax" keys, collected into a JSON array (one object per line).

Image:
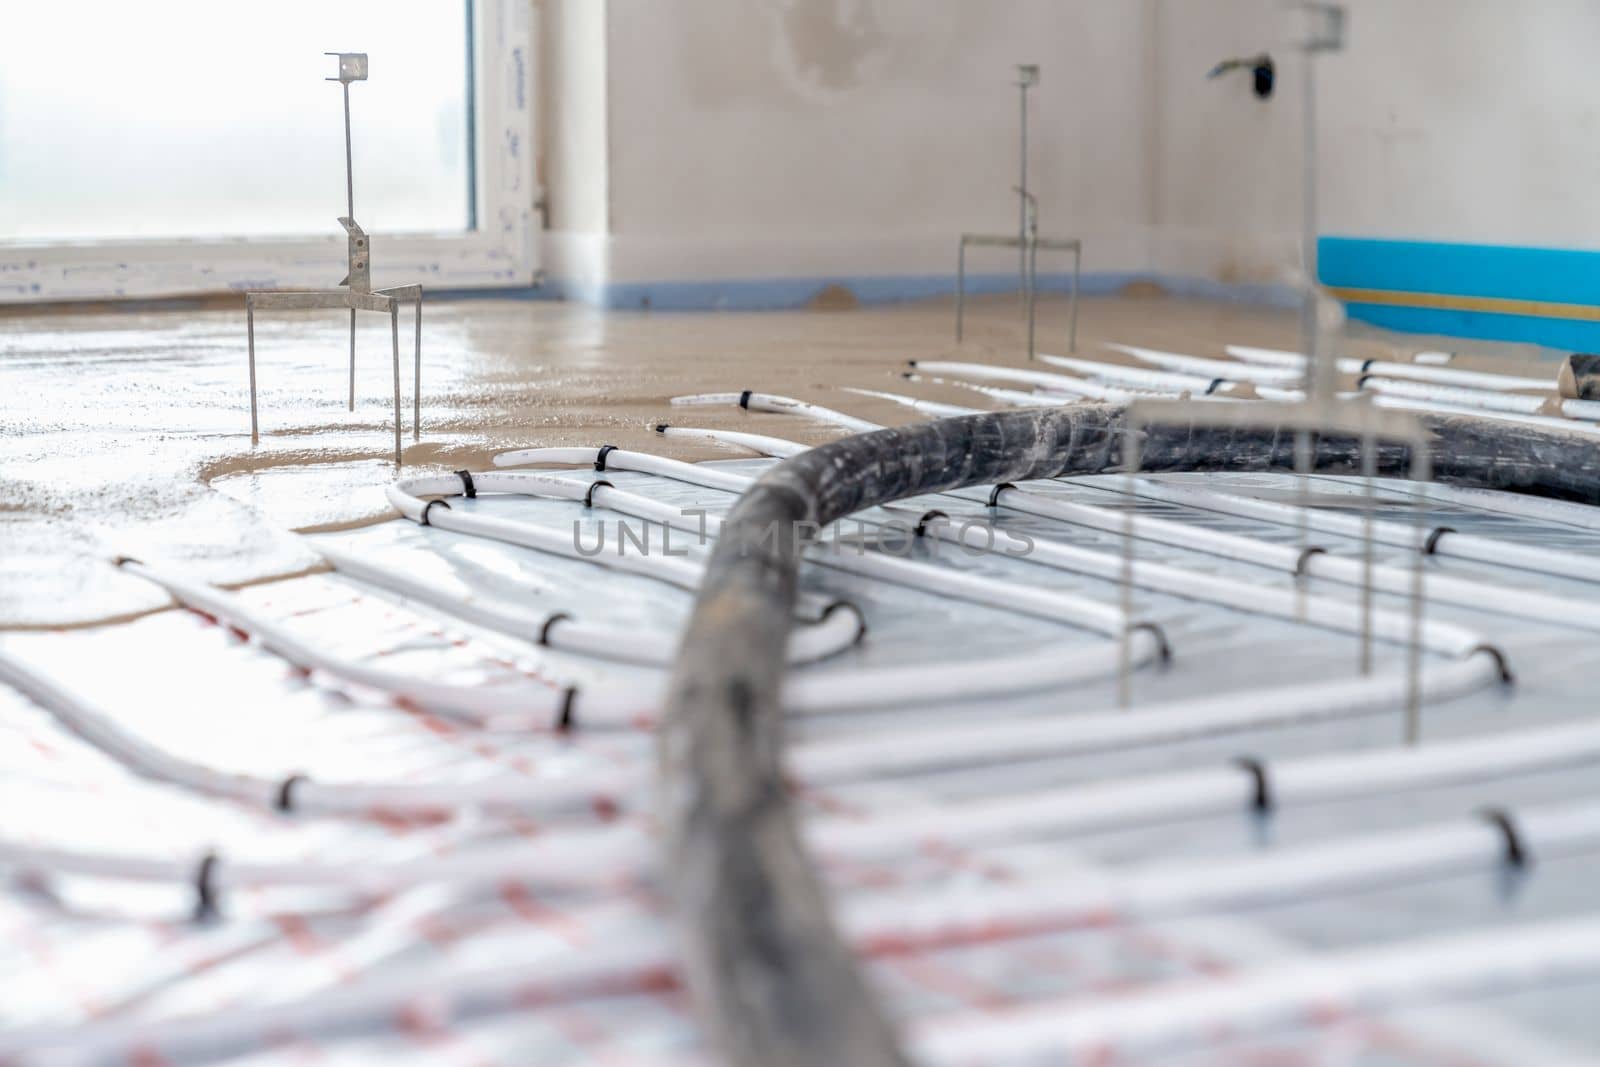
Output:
[{"xmin": 660, "ymin": 403, "xmax": 1600, "ymax": 1067}]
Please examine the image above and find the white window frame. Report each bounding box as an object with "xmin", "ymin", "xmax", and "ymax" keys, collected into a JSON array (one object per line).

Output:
[{"xmin": 0, "ymin": 0, "xmax": 538, "ymax": 304}]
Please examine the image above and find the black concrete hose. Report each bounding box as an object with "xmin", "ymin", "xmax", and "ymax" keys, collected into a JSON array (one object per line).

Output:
[{"xmin": 658, "ymin": 402, "xmax": 1600, "ymax": 1066}]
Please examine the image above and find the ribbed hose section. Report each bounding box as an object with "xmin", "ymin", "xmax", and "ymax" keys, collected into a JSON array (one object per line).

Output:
[{"xmin": 657, "ymin": 403, "xmax": 1600, "ymax": 1067}]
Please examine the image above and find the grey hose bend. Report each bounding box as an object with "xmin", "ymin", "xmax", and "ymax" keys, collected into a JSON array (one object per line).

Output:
[{"xmin": 657, "ymin": 403, "xmax": 1600, "ymax": 1066}]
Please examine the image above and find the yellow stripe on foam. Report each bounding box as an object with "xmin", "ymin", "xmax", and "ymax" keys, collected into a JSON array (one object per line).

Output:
[{"xmin": 1328, "ymin": 286, "xmax": 1600, "ymax": 323}]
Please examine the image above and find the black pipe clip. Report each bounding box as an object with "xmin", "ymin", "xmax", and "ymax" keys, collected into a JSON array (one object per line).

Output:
[
  {"xmin": 1466, "ymin": 643, "xmax": 1516, "ymax": 685},
  {"xmin": 595, "ymin": 445, "xmax": 618, "ymax": 472},
  {"xmin": 538, "ymin": 611, "xmax": 572, "ymax": 647},
  {"xmin": 192, "ymin": 851, "xmax": 221, "ymax": 922},
  {"xmin": 1232, "ymin": 756, "xmax": 1274, "ymax": 814},
  {"xmin": 556, "ymin": 687, "xmax": 579, "ymax": 732},
  {"xmin": 818, "ymin": 599, "xmax": 868, "ymax": 642},
  {"xmin": 454, "ymin": 470, "xmax": 477, "ymax": 498},
  {"xmin": 276, "ymin": 773, "xmax": 308, "ymax": 813},
  {"xmin": 584, "ymin": 480, "xmax": 613, "ymax": 508},
  {"xmin": 1127, "ymin": 620, "xmax": 1174, "ymax": 664},
  {"xmin": 1479, "ymin": 807, "xmax": 1531, "ymax": 869},
  {"xmin": 1293, "ymin": 546, "xmax": 1327, "ymax": 577},
  {"xmin": 421, "ymin": 499, "xmax": 452, "ymax": 526}
]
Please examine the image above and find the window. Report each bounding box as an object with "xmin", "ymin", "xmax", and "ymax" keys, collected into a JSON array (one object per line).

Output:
[{"xmin": 0, "ymin": 0, "xmax": 535, "ymax": 300}]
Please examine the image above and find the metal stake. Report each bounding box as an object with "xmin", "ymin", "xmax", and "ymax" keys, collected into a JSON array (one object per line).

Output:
[
  {"xmin": 413, "ymin": 292, "xmax": 422, "ymax": 439},
  {"xmin": 348, "ymin": 309, "xmax": 356, "ymax": 411},
  {"xmin": 1359, "ymin": 429, "xmax": 1376, "ymax": 674},
  {"xmin": 1405, "ymin": 448, "xmax": 1430, "ymax": 743},
  {"xmin": 1016, "ymin": 64, "xmax": 1037, "ymax": 295},
  {"xmin": 247, "ymin": 299, "xmax": 258, "ymax": 444},
  {"xmin": 390, "ymin": 302, "xmax": 402, "ymax": 466},
  {"xmin": 343, "ymin": 77, "xmax": 356, "ymax": 412},
  {"xmin": 1118, "ymin": 420, "xmax": 1142, "ymax": 709},
  {"xmin": 955, "ymin": 242, "xmax": 967, "ymax": 342}
]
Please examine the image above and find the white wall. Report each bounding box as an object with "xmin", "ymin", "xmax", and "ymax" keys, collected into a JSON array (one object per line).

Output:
[
  {"xmin": 566, "ymin": 0, "xmax": 1158, "ymax": 292},
  {"xmin": 1151, "ymin": 0, "xmax": 1600, "ymax": 285},
  {"xmin": 537, "ymin": 1, "xmax": 1600, "ymax": 299},
  {"xmin": 537, "ymin": 0, "xmax": 611, "ymax": 299}
]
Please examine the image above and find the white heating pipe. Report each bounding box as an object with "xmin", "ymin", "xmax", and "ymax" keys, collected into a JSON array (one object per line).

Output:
[
  {"xmin": 483, "ymin": 447, "xmax": 1136, "ymax": 642},
  {"xmin": 790, "ymin": 652, "xmax": 1501, "ymax": 784},
  {"xmin": 1370, "ymin": 392, "xmax": 1600, "ymax": 437},
  {"xmin": 912, "ymin": 913, "xmax": 1600, "ymax": 1063},
  {"xmin": 1101, "ymin": 476, "xmax": 1590, "ymax": 582},
  {"xmin": 1313, "ymin": 473, "xmax": 1600, "ymax": 533},
  {"xmin": 654, "ymin": 423, "xmax": 810, "ymax": 457},
  {"xmin": 311, "ymin": 542, "xmax": 857, "ymax": 668},
  {"xmin": 12, "ymin": 843, "xmax": 1600, "ymax": 1067},
  {"xmin": 488, "ymin": 445, "xmax": 1141, "ymax": 641},
  {"xmin": 1227, "ymin": 343, "xmax": 1556, "ymax": 392},
  {"xmin": 908, "ymin": 359, "xmax": 1138, "ymax": 400},
  {"xmin": 116, "ymin": 559, "xmax": 634, "ymax": 730},
  {"xmin": 842, "ymin": 798, "xmax": 1600, "ymax": 959},
  {"xmin": 386, "ymin": 470, "xmax": 863, "ymax": 650},
  {"xmin": 904, "ymin": 371, "xmax": 1080, "ymax": 407},
  {"xmin": 811, "ymin": 717, "xmax": 1600, "ymax": 857},
  {"xmin": 0, "ymin": 823, "xmax": 648, "ymax": 900},
  {"xmin": 669, "ymin": 390, "xmax": 882, "ymax": 433},
  {"xmin": 897, "ymin": 505, "xmax": 1482, "ymax": 656},
  {"xmin": 1038, "ymin": 351, "xmax": 1231, "ymax": 393},
  {"xmin": 1359, "ymin": 375, "xmax": 1600, "ymax": 422},
  {"xmin": 0, "ymin": 915, "xmax": 676, "ymax": 1066},
  {"xmin": 0, "ymin": 648, "xmax": 642, "ymax": 818},
  {"xmin": 836, "ymin": 386, "xmax": 982, "ymax": 418},
  {"xmin": 974, "ymin": 483, "xmax": 1600, "ymax": 629},
  {"xmin": 1104, "ymin": 342, "xmax": 1307, "ymax": 386}
]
